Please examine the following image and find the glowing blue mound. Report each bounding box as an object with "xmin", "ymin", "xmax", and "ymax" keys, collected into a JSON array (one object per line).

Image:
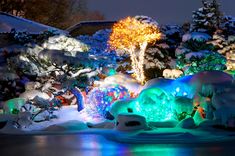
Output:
[
  {"xmin": 86, "ymin": 84, "xmax": 130, "ymax": 118},
  {"xmin": 110, "ymin": 87, "xmax": 175, "ymax": 122}
]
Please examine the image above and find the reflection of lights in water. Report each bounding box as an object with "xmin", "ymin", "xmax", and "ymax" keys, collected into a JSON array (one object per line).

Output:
[
  {"xmin": 130, "ymin": 145, "xmax": 194, "ymax": 156},
  {"xmin": 76, "ymin": 135, "xmax": 130, "ymax": 156},
  {"xmin": 14, "ymin": 134, "xmax": 230, "ymax": 156}
]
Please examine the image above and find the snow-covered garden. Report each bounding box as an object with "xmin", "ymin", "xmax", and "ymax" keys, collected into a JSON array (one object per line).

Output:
[{"xmin": 0, "ymin": 0, "xmax": 235, "ymax": 144}]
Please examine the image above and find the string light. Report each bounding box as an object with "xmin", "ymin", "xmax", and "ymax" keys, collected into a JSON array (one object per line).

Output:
[{"xmin": 109, "ymin": 17, "xmax": 161, "ymax": 84}]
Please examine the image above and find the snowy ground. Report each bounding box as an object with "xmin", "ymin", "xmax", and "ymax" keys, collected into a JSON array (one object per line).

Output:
[{"xmin": 0, "ymin": 105, "xmax": 234, "ymax": 144}]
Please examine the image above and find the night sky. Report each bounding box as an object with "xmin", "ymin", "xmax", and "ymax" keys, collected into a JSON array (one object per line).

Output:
[{"xmin": 87, "ymin": 0, "xmax": 235, "ymax": 24}]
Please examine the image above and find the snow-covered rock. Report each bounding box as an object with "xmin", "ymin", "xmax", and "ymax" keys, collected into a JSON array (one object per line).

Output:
[
  {"xmin": 44, "ymin": 120, "xmax": 88, "ymax": 132},
  {"xmin": 109, "ymin": 99, "xmax": 137, "ymax": 119},
  {"xmin": 214, "ymin": 107, "xmax": 235, "ymax": 127},
  {"xmin": 198, "ymin": 119, "xmax": 218, "ymax": 129},
  {"xmin": 87, "ymin": 121, "xmax": 115, "ymax": 129},
  {"xmin": 211, "ymin": 89, "xmax": 235, "ymax": 109},
  {"xmin": 115, "ymin": 114, "xmax": 148, "ymax": 131},
  {"xmin": 177, "ymin": 117, "xmax": 196, "ymax": 129},
  {"xmin": 174, "ymin": 96, "xmax": 194, "ymax": 115},
  {"xmin": 148, "ymin": 120, "xmax": 178, "ymax": 128},
  {"xmin": 190, "ymin": 71, "xmax": 233, "ymax": 96}
]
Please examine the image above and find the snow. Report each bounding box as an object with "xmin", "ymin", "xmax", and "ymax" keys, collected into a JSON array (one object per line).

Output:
[
  {"xmin": 42, "ymin": 35, "xmax": 89, "ymax": 55},
  {"xmin": 0, "ymin": 105, "xmax": 234, "ymax": 144},
  {"xmin": 0, "ymin": 94, "xmax": 235, "ymax": 144},
  {"xmin": 182, "ymin": 32, "xmax": 211, "ymax": 42},
  {"xmin": 185, "ymin": 51, "xmax": 205, "ymax": 60},
  {"xmin": 101, "ymin": 73, "xmax": 142, "ymax": 94},
  {"xmin": 1, "ymin": 11, "xmax": 235, "ymax": 145},
  {"xmin": 104, "ymin": 127, "xmax": 235, "ymax": 144},
  {"xmin": 0, "ymin": 12, "xmax": 65, "ymax": 34},
  {"xmin": 0, "ymin": 105, "xmax": 95, "ymax": 134}
]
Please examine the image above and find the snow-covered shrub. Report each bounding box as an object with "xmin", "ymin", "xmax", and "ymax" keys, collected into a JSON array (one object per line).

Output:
[
  {"xmin": 176, "ymin": 32, "xmax": 226, "ymax": 75},
  {"xmin": 135, "ymin": 15, "xmax": 159, "ymax": 26},
  {"xmin": 226, "ymin": 52, "xmax": 235, "ymax": 70},
  {"xmin": 77, "ymin": 29, "xmax": 114, "ymax": 55},
  {"xmin": 43, "ymin": 35, "xmax": 90, "ymax": 56},
  {"xmin": 163, "ymin": 69, "xmax": 183, "ymax": 79},
  {"xmin": 12, "ymin": 30, "xmax": 32, "ymax": 44},
  {"xmin": 161, "ymin": 24, "xmax": 183, "ymax": 55},
  {"xmin": 221, "ymin": 16, "xmax": 235, "ymax": 35},
  {"xmin": 144, "ymin": 45, "xmax": 172, "ymax": 79}
]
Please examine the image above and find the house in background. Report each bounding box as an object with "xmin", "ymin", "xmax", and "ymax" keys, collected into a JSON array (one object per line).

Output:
[
  {"xmin": 0, "ymin": 11, "xmax": 66, "ymax": 48},
  {"xmin": 67, "ymin": 21, "xmax": 115, "ymax": 37}
]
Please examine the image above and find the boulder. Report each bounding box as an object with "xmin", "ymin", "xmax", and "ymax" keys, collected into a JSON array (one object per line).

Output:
[
  {"xmin": 177, "ymin": 117, "xmax": 196, "ymax": 129},
  {"xmin": 115, "ymin": 114, "xmax": 148, "ymax": 131}
]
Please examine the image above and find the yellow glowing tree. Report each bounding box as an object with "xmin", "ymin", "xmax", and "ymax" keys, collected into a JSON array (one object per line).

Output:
[{"xmin": 109, "ymin": 16, "xmax": 161, "ymax": 84}]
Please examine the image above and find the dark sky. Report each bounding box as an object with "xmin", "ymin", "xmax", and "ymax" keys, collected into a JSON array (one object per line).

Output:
[{"xmin": 87, "ymin": 0, "xmax": 235, "ymax": 24}]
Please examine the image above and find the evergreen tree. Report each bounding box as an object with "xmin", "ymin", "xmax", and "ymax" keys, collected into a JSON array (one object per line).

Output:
[{"xmin": 191, "ymin": 0, "xmax": 223, "ymax": 33}]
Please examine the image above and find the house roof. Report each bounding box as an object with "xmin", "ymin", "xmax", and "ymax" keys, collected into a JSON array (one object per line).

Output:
[
  {"xmin": 0, "ymin": 12, "xmax": 66, "ymax": 34},
  {"xmin": 66, "ymin": 21, "xmax": 115, "ymax": 37}
]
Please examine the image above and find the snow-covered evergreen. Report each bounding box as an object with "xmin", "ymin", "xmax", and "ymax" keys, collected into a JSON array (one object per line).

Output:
[
  {"xmin": 176, "ymin": 32, "xmax": 227, "ymax": 75},
  {"xmin": 191, "ymin": 0, "xmax": 223, "ymax": 33}
]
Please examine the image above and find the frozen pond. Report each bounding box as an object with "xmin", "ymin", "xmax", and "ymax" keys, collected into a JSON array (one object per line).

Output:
[{"xmin": 0, "ymin": 134, "xmax": 234, "ymax": 156}]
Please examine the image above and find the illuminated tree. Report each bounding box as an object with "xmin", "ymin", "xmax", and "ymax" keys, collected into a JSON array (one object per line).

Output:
[{"xmin": 109, "ymin": 16, "xmax": 161, "ymax": 84}]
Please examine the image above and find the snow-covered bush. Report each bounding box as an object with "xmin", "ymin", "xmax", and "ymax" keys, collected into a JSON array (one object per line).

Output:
[
  {"xmin": 144, "ymin": 45, "xmax": 172, "ymax": 80},
  {"xmin": 12, "ymin": 30, "xmax": 32, "ymax": 44},
  {"xmin": 176, "ymin": 32, "xmax": 226, "ymax": 75},
  {"xmin": 163, "ymin": 69, "xmax": 183, "ymax": 79},
  {"xmin": 77, "ymin": 29, "xmax": 113, "ymax": 55},
  {"xmin": 221, "ymin": 16, "xmax": 235, "ymax": 35},
  {"xmin": 161, "ymin": 24, "xmax": 183, "ymax": 55},
  {"xmin": 43, "ymin": 35, "xmax": 90, "ymax": 56}
]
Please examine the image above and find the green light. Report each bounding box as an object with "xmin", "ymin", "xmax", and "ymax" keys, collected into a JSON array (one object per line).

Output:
[
  {"xmin": 110, "ymin": 88, "xmax": 176, "ymax": 122},
  {"xmin": 107, "ymin": 68, "xmax": 117, "ymax": 76},
  {"xmin": 5, "ymin": 98, "xmax": 25, "ymax": 114}
]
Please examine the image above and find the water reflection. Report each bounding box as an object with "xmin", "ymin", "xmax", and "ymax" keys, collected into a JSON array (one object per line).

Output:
[{"xmin": 0, "ymin": 134, "xmax": 234, "ymax": 156}]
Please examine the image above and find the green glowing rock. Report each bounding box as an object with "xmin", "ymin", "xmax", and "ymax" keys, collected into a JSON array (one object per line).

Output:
[
  {"xmin": 4, "ymin": 98, "xmax": 25, "ymax": 114},
  {"xmin": 136, "ymin": 88, "xmax": 174, "ymax": 122},
  {"xmin": 110, "ymin": 88, "xmax": 175, "ymax": 122}
]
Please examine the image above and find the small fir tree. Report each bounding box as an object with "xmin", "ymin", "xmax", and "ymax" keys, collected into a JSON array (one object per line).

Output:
[{"xmin": 191, "ymin": 0, "xmax": 223, "ymax": 33}]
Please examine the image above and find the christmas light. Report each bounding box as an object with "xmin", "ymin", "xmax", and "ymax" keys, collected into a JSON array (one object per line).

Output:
[
  {"xmin": 109, "ymin": 16, "xmax": 161, "ymax": 84},
  {"xmin": 86, "ymin": 84, "xmax": 130, "ymax": 118}
]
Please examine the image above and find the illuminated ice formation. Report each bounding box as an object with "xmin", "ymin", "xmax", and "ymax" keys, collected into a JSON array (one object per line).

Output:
[
  {"xmin": 110, "ymin": 87, "xmax": 175, "ymax": 122},
  {"xmin": 86, "ymin": 85, "xmax": 130, "ymax": 118}
]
